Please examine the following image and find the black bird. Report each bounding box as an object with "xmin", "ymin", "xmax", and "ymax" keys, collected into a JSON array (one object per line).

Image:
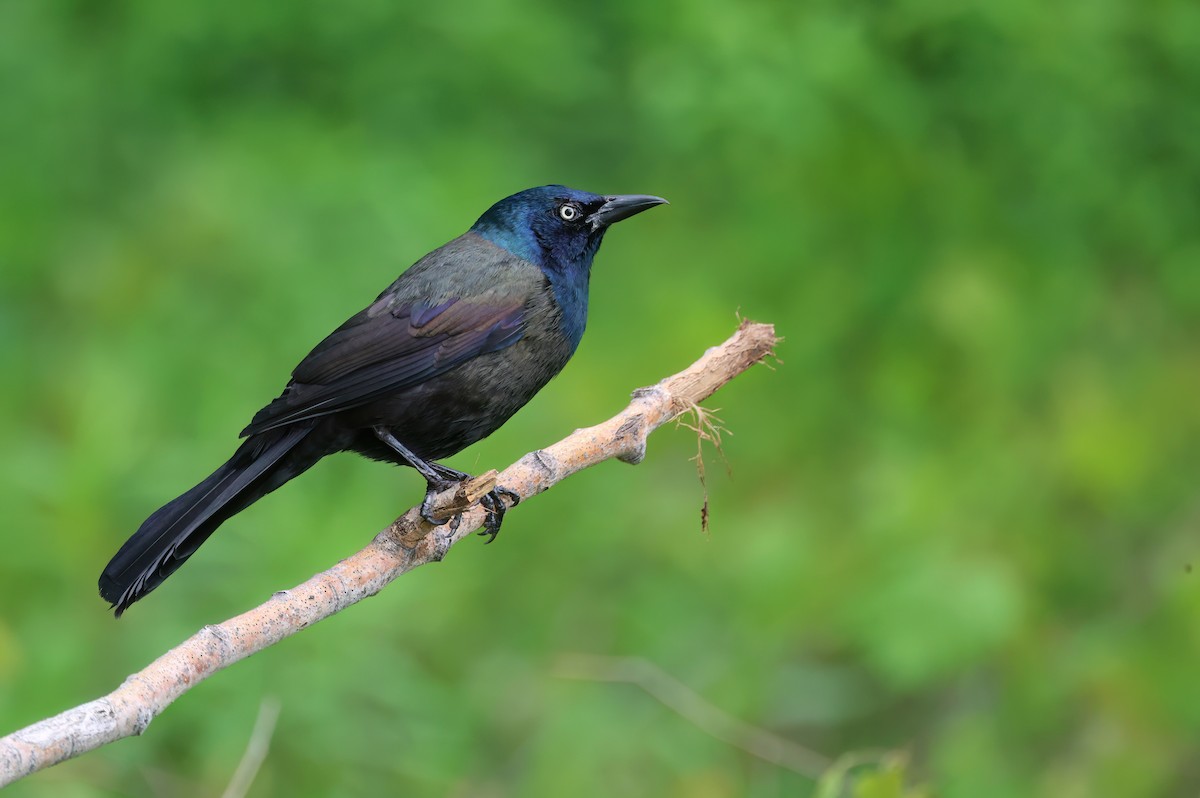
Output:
[{"xmin": 99, "ymin": 185, "xmax": 667, "ymax": 615}]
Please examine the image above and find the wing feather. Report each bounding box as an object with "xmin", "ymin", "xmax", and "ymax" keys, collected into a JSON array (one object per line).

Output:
[{"xmin": 241, "ymin": 292, "xmax": 527, "ymax": 436}]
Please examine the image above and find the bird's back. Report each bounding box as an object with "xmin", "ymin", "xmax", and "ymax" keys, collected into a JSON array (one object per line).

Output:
[{"xmin": 250, "ymin": 233, "xmax": 583, "ymax": 463}]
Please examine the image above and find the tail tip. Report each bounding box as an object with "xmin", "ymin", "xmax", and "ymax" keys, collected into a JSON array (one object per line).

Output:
[{"xmin": 98, "ymin": 576, "xmax": 135, "ymax": 618}]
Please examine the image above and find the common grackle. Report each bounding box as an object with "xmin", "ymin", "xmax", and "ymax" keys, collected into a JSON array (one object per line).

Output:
[{"xmin": 99, "ymin": 186, "xmax": 667, "ymax": 615}]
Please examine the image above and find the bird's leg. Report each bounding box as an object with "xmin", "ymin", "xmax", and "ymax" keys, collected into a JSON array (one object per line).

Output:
[
  {"xmin": 371, "ymin": 427, "xmax": 520, "ymax": 537},
  {"xmin": 426, "ymin": 462, "xmax": 471, "ymax": 482},
  {"xmin": 372, "ymin": 426, "xmax": 458, "ymax": 527}
]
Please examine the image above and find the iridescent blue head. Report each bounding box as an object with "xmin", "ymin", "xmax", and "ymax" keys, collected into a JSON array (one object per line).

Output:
[
  {"xmin": 470, "ymin": 185, "xmax": 666, "ymax": 348},
  {"xmin": 470, "ymin": 185, "xmax": 668, "ymax": 276}
]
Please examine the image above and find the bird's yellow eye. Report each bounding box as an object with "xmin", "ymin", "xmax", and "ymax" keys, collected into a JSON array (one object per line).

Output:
[{"xmin": 558, "ymin": 203, "xmax": 580, "ymax": 222}]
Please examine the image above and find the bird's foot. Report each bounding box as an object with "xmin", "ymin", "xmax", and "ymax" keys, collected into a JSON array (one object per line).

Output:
[
  {"xmin": 478, "ymin": 486, "xmax": 521, "ymax": 543},
  {"xmin": 495, "ymin": 485, "xmax": 521, "ymax": 507},
  {"xmin": 420, "ymin": 471, "xmax": 520, "ymax": 541},
  {"xmin": 420, "ymin": 479, "xmax": 463, "ymax": 534}
]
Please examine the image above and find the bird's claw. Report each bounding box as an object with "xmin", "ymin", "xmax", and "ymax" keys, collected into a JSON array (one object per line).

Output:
[
  {"xmin": 495, "ymin": 486, "xmax": 521, "ymax": 507},
  {"xmin": 469, "ymin": 483, "xmax": 520, "ymax": 541},
  {"xmin": 419, "ymin": 479, "xmax": 458, "ymax": 529},
  {"xmin": 477, "ymin": 485, "xmax": 520, "ymax": 541},
  {"xmin": 420, "ymin": 477, "xmax": 518, "ymax": 541}
]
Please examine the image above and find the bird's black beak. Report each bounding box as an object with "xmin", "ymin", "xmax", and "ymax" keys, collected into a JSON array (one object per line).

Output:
[{"xmin": 588, "ymin": 194, "xmax": 669, "ymax": 230}]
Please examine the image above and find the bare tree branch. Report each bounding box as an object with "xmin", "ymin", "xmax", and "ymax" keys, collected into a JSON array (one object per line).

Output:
[{"xmin": 0, "ymin": 320, "xmax": 779, "ymax": 788}]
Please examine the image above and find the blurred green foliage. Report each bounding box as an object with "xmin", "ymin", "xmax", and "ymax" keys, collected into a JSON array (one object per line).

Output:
[{"xmin": 2, "ymin": 0, "xmax": 1199, "ymax": 795}]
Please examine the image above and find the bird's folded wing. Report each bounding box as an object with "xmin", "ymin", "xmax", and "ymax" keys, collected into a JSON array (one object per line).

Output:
[{"xmin": 240, "ymin": 293, "xmax": 527, "ymax": 436}]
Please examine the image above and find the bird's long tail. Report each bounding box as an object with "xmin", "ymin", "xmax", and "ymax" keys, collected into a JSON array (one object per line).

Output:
[{"xmin": 99, "ymin": 425, "xmax": 317, "ymax": 616}]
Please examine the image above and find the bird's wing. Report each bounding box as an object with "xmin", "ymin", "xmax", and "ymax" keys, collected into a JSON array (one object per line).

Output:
[{"xmin": 240, "ymin": 291, "xmax": 527, "ymax": 436}]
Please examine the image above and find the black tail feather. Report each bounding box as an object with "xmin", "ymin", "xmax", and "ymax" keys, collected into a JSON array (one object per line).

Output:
[{"xmin": 99, "ymin": 426, "xmax": 315, "ymax": 616}]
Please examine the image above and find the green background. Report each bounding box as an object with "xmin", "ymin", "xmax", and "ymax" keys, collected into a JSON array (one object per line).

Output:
[{"xmin": 3, "ymin": 1, "xmax": 1199, "ymax": 796}]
